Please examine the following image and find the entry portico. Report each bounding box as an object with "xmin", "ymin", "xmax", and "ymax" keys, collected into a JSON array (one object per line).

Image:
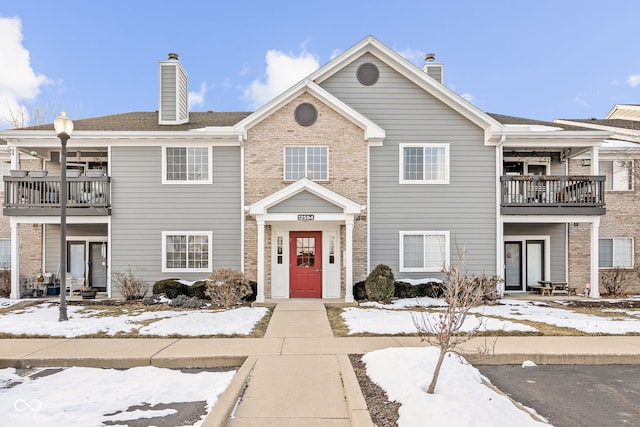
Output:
[{"xmin": 247, "ymin": 178, "xmax": 365, "ymax": 303}]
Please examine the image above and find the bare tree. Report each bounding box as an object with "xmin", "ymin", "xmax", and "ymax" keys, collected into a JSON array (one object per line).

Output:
[
  {"xmin": 412, "ymin": 251, "xmax": 501, "ymax": 394},
  {"xmin": 5, "ymin": 101, "xmax": 84, "ymax": 128}
]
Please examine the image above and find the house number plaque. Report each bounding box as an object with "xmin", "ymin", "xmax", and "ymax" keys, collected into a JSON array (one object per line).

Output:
[{"xmin": 297, "ymin": 214, "xmax": 315, "ymax": 221}]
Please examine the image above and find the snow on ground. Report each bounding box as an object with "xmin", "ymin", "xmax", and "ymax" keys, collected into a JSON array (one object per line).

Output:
[
  {"xmin": 343, "ymin": 297, "xmax": 640, "ymax": 335},
  {"xmin": 0, "ymin": 366, "xmax": 234, "ymax": 427},
  {"xmin": 0, "ymin": 298, "xmax": 22, "ymax": 309},
  {"xmin": 470, "ymin": 299, "xmax": 640, "ymax": 334},
  {"xmin": 342, "ymin": 307, "xmax": 537, "ymax": 334},
  {"xmin": 0, "ymin": 303, "xmax": 269, "ymax": 337},
  {"xmin": 363, "ymin": 347, "xmax": 546, "ymax": 426}
]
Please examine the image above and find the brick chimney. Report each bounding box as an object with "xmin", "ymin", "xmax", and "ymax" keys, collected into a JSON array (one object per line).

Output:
[{"xmin": 158, "ymin": 53, "xmax": 189, "ymax": 125}]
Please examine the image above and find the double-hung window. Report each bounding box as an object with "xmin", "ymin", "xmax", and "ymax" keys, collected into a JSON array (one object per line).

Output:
[
  {"xmin": 284, "ymin": 146, "xmax": 328, "ymax": 181},
  {"xmin": 162, "ymin": 231, "xmax": 212, "ymax": 273},
  {"xmin": 599, "ymin": 160, "xmax": 633, "ymax": 191},
  {"xmin": 400, "ymin": 231, "xmax": 450, "ymax": 272},
  {"xmin": 400, "ymin": 143, "xmax": 450, "ymax": 184},
  {"xmin": 599, "ymin": 237, "xmax": 633, "ymax": 268},
  {"xmin": 163, "ymin": 146, "xmax": 212, "ymax": 184}
]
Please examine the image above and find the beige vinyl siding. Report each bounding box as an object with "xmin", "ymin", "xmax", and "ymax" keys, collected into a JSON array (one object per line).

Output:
[
  {"xmin": 110, "ymin": 145, "xmax": 242, "ymax": 285},
  {"xmin": 322, "ymin": 53, "xmax": 497, "ymax": 279},
  {"xmin": 160, "ymin": 65, "xmax": 177, "ymax": 122}
]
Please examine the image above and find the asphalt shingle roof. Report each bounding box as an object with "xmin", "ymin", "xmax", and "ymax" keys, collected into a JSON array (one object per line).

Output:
[
  {"xmin": 19, "ymin": 111, "xmax": 253, "ymax": 132},
  {"xmin": 487, "ymin": 113, "xmax": 589, "ymax": 131},
  {"xmin": 554, "ymin": 118, "xmax": 640, "ymax": 131}
]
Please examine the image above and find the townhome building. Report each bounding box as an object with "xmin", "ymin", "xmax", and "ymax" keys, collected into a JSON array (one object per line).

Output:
[
  {"xmin": 555, "ymin": 105, "xmax": 640, "ymax": 294},
  {"xmin": 0, "ymin": 36, "xmax": 612, "ymax": 301}
]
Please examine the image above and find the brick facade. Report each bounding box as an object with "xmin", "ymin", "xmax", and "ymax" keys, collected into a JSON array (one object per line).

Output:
[
  {"xmin": 568, "ymin": 159, "xmax": 640, "ymax": 294},
  {"xmin": 243, "ymin": 93, "xmax": 369, "ymax": 297}
]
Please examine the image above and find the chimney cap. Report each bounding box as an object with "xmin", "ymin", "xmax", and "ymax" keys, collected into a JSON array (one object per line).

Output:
[
  {"xmin": 425, "ymin": 53, "xmax": 436, "ymax": 62},
  {"xmin": 168, "ymin": 52, "xmax": 179, "ymax": 60}
]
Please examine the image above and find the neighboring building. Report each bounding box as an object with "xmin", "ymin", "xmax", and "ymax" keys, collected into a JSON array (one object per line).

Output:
[
  {"xmin": 556, "ymin": 105, "xmax": 640, "ymax": 294},
  {"xmin": 0, "ymin": 36, "xmax": 611, "ymax": 301}
]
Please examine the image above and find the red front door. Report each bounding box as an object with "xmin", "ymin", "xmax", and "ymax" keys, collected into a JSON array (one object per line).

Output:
[{"xmin": 289, "ymin": 231, "xmax": 322, "ymax": 298}]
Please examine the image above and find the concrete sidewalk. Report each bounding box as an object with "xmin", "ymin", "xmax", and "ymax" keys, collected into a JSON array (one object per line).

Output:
[{"xmin": 1, "ymin": 300, "xmax": 640, "ymax": 426}]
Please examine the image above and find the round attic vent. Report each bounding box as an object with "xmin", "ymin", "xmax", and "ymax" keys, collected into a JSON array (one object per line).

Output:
[
  {"xmin": 357, "ymin": 62, "xmax": 379, "ymax": 86},
  {"xmin": 294, "ymin": 103, "xmax": 317, "ymax": 126}
]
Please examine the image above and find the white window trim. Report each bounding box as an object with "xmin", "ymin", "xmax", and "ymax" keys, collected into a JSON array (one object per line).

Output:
[
  {"xmin": 0, "ymin": 238, "xmax": 10, "ymax": 270},
  {"xmin": 599, "ymin": 237, "xmax": 634, "ymax": 269},
  {"xmin": 399, "ymin": 143, "xmax": 450, "ymax": 184},
  {"xmin": 162, "ymin": 231, "xmax": 213, "ymax": 273},
  {"xmin": 283, "ymin": 146, "xmax": 329, "ymax": 182},
  {"xmin": 399, "ymin": 231, "xmax": 450, "ymax": 272},
  {"xmin": 162, "ymin": 145, "xmax": 213, "ymax": 184},
  {"xmin": 599, "ymin": 159, "xmax": 634, "ymax": 192}
]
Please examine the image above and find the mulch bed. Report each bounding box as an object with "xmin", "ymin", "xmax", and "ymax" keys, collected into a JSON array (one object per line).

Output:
[
  {"xmin": 349, "ymin": 354, "xmax": 400, "ymax": 426},
  {"xmin": 566, "ymin": 299, "xmax": 638, "ymax": 309}
]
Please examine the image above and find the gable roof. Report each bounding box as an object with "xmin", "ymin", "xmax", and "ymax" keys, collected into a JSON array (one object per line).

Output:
[
  {"xmin": 308, "ymin": 35, "xmax": 503, "ymax": 143},
  {"xmin": 231, "ymin": 80, "xmax": 385, "ymax": 143},
  {"xmin": 248, "ymin": 178, "xmax": 364, "ymax": 216}
]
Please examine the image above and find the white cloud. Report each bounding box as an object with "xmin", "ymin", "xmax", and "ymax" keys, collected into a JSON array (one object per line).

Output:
[
  {"xmin": 627, "ymin": 74, "xmax": 640, "ymax": 88},
  {"xmin": 244, "ymin": 49, "xmax": 320, "ymax": 109},
  {"xmin": 574, "ymin": 94, "xmax": 589, "ymax": 108},
  {"xmin": 398, "ymin": 47, "xmax": 425, "ymax": 64},
  {"xmin": 0, "ymin": 16, "xmax": 49, "ymax": 128},
  {"xmin": 188, "ymin": 82, "xmax": 207, "ymax": 109},
  {"xmin": 330, "ymin": 49, "xmax": 343, "ymax": 60},
  {"xmin": 460, "ymin": 93, "xmax": 474, "ymax": 103}
]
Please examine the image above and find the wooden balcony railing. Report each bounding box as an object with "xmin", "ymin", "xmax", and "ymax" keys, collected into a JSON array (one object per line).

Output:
[
  {"xmin": 500, "ymin": 175, "xmax": 605, "ymax": 215},
  {"xmin": 3, "ymin": 176, "xmax": 111, "ymax": 216}
]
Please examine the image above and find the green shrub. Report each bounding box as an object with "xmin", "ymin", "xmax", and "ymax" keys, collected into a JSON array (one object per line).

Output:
[
  {"xmin": 152, "ymin": 278, "xmax": 189, "ymax": 299},
  {"xmin": 171, "ymin": 294, "xmax": 207, "ymax": 309},
  {"xmin": 394, "ymin": 280, "xmax": 443, "ymax": 299},
  {"xmin": 353, "ymin": 280, "xmax": 367, "ymax": 301},
  {"xmin": 244, "ymin": 281, "xmax": 258, "ymax": 302},
  {"xmin": 365, "ymin": 264, "xmax": 395, "ymax": 303},
  {"xmin": 188, "ymin": 280, "xmax": 209, "ymax": 300}
]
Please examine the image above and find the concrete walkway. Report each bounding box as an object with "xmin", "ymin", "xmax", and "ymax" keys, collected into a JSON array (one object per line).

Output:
[{"xmin": 2, "ymin": 300, "xmax": 640, "ymax": 426}]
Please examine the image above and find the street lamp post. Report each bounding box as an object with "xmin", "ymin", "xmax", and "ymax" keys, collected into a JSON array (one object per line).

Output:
[{"xmin": 54, "ymin": 112, "xmax": 73, "ymax": 322}]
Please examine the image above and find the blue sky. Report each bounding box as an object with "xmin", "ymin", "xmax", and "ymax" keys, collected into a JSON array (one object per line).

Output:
[{"xmin": 1, "ymin": 0, "xmax": 639, "ymax": 129}]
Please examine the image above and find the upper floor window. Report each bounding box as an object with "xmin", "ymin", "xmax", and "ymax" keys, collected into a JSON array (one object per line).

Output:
[
  {"xmin": 163, "ymin": 146, "xmax": 212, "ymax": 184},
  {"xmin": 399, "ymin": 231, "xmax": 449, "ymax": 272},
  {"xmin": 162, "ymin": 231, "xmax": 212, "ymax": 273},
  {"xmin": 600, "ymin": 160, "xmax": 633, "ymax": 191},
  {"xmin": 400, "ymin": 143, "xmax": 449, "ymax": 184},
  {"xmin": 599, "ymin": 237, "xmax": 633, "ymax": 269},
  {"xmin": 284, "ymin": 146, "xmax": 328, "ymax": 181}
]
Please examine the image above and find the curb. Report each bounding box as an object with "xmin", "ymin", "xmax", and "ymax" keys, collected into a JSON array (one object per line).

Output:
[{"xmin": 338, "ymin": 354, "xmax": 374, "ymax": 427}]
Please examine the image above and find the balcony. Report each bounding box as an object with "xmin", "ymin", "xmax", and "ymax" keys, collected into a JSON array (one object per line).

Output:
[
  {"xmin": 500, "ymin": 175, "xmax": 605, "ymax": 215},
  {"xmin": 3, "ymin": 175, "xmax": 111, "ymax": 216}
]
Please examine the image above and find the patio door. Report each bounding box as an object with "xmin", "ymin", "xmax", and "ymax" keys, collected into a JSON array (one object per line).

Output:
[
  {"xmin": 504, "ymin": 242, "xmax": 522, "ymax": 291},
  {"xmin": 89, "ymin": 242, "xmax": 107, "ymax": 291},
  {"xmin": 505, "ymin": 239, "xmax": 546, "ymax": 291},
  {"xmin": 289, "ymin": 231, "xmax": 322, "ymax": 298}
]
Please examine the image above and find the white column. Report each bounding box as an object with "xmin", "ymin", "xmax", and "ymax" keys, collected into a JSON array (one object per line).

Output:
[
  {"xmin": 10, "ymin": 220, "xmax": 20, "ymax": 299},
  {"xmin": 590, "ymin": 218, "xmax": 600, "ymax": 298},
  {"xmin": 256, "ymin": 219, "xmax": 265, "ymax": 303},
  {"xmin": 345, "ymin": 219, "xmax": 354, "ymax": 303},
  {"xmin": 590, "ymin": 147, "xmax": 599, "ymax": 175}
]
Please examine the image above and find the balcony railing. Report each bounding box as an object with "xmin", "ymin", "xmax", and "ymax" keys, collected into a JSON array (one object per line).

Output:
[
  {"xmin": 3, "ymin": 176, "xmax": 111, "ymax": 216},
  {"xmin": 500, "ymin": 175, "xmax": 605, "ymax": 215}
]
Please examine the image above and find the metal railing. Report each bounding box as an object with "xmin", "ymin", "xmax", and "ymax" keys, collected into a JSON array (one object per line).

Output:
[
  {"xmin": 3, "ymin": 176, "xmax": 110, "ymax": 211},
  {"xmin": 500, "ymin": 175, "xmax": 605, "ymax": 207}
]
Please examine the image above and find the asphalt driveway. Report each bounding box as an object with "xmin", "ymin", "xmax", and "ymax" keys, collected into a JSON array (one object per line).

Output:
[{"xmin": 477, "ymin": 364, "xmax": 640, "ymax": 427}]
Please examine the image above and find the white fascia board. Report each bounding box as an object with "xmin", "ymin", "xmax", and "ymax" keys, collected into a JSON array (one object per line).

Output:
[
  {"xmin": 248, "ymin": 178, "xmax": 362, "ymax": 215},
  {"xmin": 605, "ymin": 104, "xmax": 640, "ymax": 119},
  {"xmin": 233, "ymin": 80, "xmax": 385, "ymax": 142},
  {"xmin": 2, "ymin": 131, "xmax": 242, "ymax": 148},
  {"xmin": 308, "ymin": 36, "xmax": 502, "ymax": 143}
]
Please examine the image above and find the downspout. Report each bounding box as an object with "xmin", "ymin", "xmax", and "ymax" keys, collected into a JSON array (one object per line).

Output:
[
  {"xmin": 239, "ymin": 135, "xmax": 245, "ymax": 274},
  {"xmin": 496, "ymin": 134, "xmax": 506, "ymax": 297}
]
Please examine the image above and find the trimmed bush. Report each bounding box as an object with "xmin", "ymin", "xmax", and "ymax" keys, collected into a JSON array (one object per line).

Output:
[
  {"xmin": 244, "ymin": 281, "xmax": 258, "ymax": 302},
  {"xmin": 152, "ymin": 278, "xmax": 189, "ymax": 299},
  {"xmin": 353, "ymin": 280, "xmax": 367, "ymax": 301},
  {"xmin": 188, "ymin": 280, "xmax": 209, "ymax": 300},
  {"xmin": 365, "ymin": 264, "xmax": 395, "ymax": 303},
  {"xmin": 394, "ymin": 281, "xmax": 436, "ymax": 299}
]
